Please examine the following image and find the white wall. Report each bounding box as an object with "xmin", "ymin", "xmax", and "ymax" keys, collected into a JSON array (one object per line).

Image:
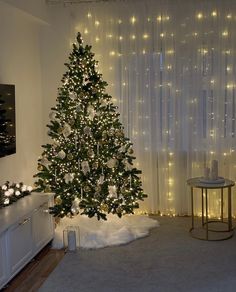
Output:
[{"xmin": 0, "ymin": 1, "xmax": 46, "ymax": 185}]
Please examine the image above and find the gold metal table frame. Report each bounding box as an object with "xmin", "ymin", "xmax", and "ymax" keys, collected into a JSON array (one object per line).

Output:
[{"xmin": 187, "ymin": 177, "xmax": 235, "ymax": 241}]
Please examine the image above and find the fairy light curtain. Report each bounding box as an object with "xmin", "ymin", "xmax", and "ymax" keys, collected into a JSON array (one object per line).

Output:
[{"xmin": 67, "ymin": 0, "xmax": 236, "ymax": 216}]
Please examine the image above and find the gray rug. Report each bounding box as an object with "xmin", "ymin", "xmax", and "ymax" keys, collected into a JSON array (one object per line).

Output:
[{"xmin": 39, "ymin": 216, "xmax": 236, "ymax": 292}]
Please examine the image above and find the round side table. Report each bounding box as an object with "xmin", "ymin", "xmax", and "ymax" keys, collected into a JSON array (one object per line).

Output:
[{"xmin": 187, "ymin": 177, "xmax": 235, "ymax": 241}]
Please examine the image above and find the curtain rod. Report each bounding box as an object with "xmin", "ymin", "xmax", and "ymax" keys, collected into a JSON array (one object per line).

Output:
[{"xmin": 46, "ymin": 0, "xmax": 129, "ymax": 4}]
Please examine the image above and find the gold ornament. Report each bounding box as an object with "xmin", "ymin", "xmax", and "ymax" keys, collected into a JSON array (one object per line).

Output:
[
  {"xmin": 128, "ymin": 148, "xmax": 134, "ymax": 154},
  {"xmin": 95, "ymin": 185, "xmax": 101, "ymax": 192},
  {"xmin": 84, "ymin": 186, "xmax": 91, "ymax": 192},
  {"xmin": 55, "ymin": 196, "xmax": 62, "ymax": 205},
  {"xmin": 57, "ymin": 127, "xmax": 63, "ymax": 134},
  {"xmin": 67, "ymin": 153, "xmax": 73, "ymax": 160},
  {"xmin": 45, "ymin": 186, "xmax": 52, "ymax": 193},
  {"xmin": 88, "ymin": 149, "xmax": 94, "ymax": 158},
  {"xmin": 37, "ymin": 164, "xmax": 43, "ymax": 171},
  {"xmin": 92, "ymin": 161, "xmax": 99, "ymax": 169},
  {"xmin": 101, "ymin": 203, "xmax": 109, "ymax": 212},
  {"xmin": 116, "ymin": 207, "xmax": 122, "ymax": 214}
]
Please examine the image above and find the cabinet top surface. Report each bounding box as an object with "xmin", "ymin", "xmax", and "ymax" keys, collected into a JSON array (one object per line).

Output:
[
  {"xmin": 0, "ymin": 193, "xmax": 54, "ymax": 235},
  {"xmin": 187, "ymin": 177, "xmax": 235, "ymax": 189}
]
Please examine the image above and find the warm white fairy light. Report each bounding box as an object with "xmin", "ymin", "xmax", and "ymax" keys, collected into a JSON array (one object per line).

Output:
[
  {"xmin": 222, "ymin": 30, "xmax": 228, "ymax": 36},
  {"xmin": 130, "ymin": 16, "xmax": 136, "ymax": 24},
  {"xmin": 197, "ymin": 13, "xmax": 203, "ymax": 19},
  {"xmin": 211, "ymin": 11, "xmax": 217, "ymax": 17}
]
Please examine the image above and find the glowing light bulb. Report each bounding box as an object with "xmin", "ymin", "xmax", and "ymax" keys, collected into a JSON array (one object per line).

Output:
[
  {"xmin": 211, "ymin": 11, "xmax": 217, "ymax": 17},
  {"xmin": 84, "ymin": 28, "xmax": 88, "ymax": 34},
  {"xmin": 119, "ymin": 36, "xmax": 123, "ymax": 41},
  {"xmin": 87, "ymin": 12, "xmax": 92, "ymax": 18},
  {"xmin": 160, "ymin": 33, "xmax": 165, "ymax": 38},
  {"xmin": 131, "ymin": 35, "xmax": 136, "ymax": 40},
  {"xmin": 157, "ymin": 15, "xmax": 162, "ymax": 22},
  {"xmin": 227, "ymin": 14, "xmax": 232, "ymax": 19},
  {"xmin": 143, "ymin": 34, "xmax": 149, "ymax": 39},
  {"xmin": 222, "ymin": 30, "xmax": 228, "ymax": 36},
  {"xmin": 130, "ymin": 16, "xmax": 136, "ymax": 24},
  {"xmin": 109, "ymin": 51, "xmax": 115, "ymax": 56},
  {"xmin": 95, "ymin": 20, "xmax": 100, "ymax": 26},
  {"xmin": 118, "ymin": 19, "xmax": 122, "ymax": 24},
  {"xmin": 95, "ymin": 37, "xmax": 100, "ymax": 42},
  {"xmin": 197, "ymin": 13, "xmax": 203, "ymax": 19}
]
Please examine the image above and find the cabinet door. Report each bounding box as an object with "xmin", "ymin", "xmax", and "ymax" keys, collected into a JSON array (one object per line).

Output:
[
  {"xmin": 0, "ymin": 233, "xmax": 8, "ymax": 289},
  {"xmin": 7, "ymin": 216, "xmax": 33, "ymax": 276},
  {"xmin": 32, "ymin": 202, "xmax": 54, "ymax": 251}
]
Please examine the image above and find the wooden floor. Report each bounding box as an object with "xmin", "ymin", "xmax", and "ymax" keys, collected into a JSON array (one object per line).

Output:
[{"xmin": 2, "ymin": 244, "xmax": 65, "ymax": 292}]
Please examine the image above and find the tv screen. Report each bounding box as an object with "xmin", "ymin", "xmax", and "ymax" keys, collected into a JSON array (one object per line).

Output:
[{"xmin": 0, "ymin": 84, "xmax": 16, "ymax": 158}]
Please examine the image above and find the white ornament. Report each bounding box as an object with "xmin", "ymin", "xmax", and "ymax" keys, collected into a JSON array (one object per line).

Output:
[
  {"xmin": 87, "ymin": 105, "xmax": 96, "ymax": 120},
  {"xmin": 8, "ymin": 188, "xmax": 14, "ymax": 195},
  {"xmin": 71, "ymin": 198, "xmax": 80, "ymax": 215},
  {"xmin": 16, "ymin": 183, "xmax": 20, "ymax": 188},
  {"xmin": 84, "ymin": 126, "xmax": 91, "ymax": 136},
  {"xmin": 58, "ymin": 150, "xmax": 66, "ymax": 159},
  {"xmin": 15, "ymin": 191, "xmax": 21, "ymax": 196},
  {"xmin": 40, "ymin": 157, "xmax": 51, "ymax": 169},
  {"xmin": 64, "ymin": 173, "xmax": 75, "ymax": 184},
  {"xmin": 53, "ymin": 140, "xmax": 60, "ymax": 148},
  {"xmin": 81, "ymin": 161, "xmax": 90, "ymax": 175},
  {"xmin": 49, "ymin": 111, "xmax": 57, "ymax": 121},
  {"xmin": 108, "ymin": 185, "xmax": 117, "ymax": 197},
  {"xmin": 123, "ymin": 159, "xmax": 133, "ymax": 171},
  {"xmin": 2, "ymin": 185, "xmax": 7, "ymax": 191},
  {"xmin": 62, "ymin": 123, "xmax": 72, "ymax": 138},
  {"xmin": 100, "ymin": 99, "xmax": 107, "ymax": 107},
  {"xmin": 27, "ymin": 186, "xmax": 33, "ymax": 192},
  {"xmin": 4, "ymin": 191, "xmax": 11, "ymax": 197},
  {"xmin": 21, "ymin": 185, "xmax": 27, "ymax": 192},
  {"xmin": 107, "ymin": 158, "xmax": 118, "ymax": 168},
  {"xmin": 4, "ymin": 198, "xmax": 10, "ymax": 205},
  {"xmin": 69, "ymin": 91, "xmax": 77, "ymax": 100},
  {"xmin": 98, "ymin": 175, "xmax": 105, "ymax": 185}
]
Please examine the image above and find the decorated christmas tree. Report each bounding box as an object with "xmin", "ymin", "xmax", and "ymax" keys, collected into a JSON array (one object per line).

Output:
[{"xmin": 34, "ymin": 32, "xmax": 147, "ymax": 220}]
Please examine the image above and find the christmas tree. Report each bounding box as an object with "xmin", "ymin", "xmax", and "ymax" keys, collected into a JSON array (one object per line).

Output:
[{"xmin": 35, "ymin": 32, "xmax": 147, "ymax": 220}]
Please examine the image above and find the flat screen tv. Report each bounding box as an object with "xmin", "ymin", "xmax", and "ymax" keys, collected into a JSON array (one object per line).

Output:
[{"xmin": 0, "ymin": 84, "xmax": 16, "ymax": 158}]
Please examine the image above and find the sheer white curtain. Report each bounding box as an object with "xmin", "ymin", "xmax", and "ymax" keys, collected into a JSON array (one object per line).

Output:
[{"xmin": 66, "ymin": 0, "xmax": 236, "ymax": 216}]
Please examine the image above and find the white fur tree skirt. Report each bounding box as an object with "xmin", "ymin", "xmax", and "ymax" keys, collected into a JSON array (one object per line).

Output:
[{"xmin": 52, "ymin": 214, "xmax": 159, "ymax": 249}]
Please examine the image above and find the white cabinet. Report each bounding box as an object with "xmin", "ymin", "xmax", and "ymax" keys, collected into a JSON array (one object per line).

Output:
[
  {"xmin": 0, "ymin": 193, "xmax": 54, "ymax": 290},
  {"xmin": 0, "ymin": 233, "xmax": 7, "ymax": 288}
]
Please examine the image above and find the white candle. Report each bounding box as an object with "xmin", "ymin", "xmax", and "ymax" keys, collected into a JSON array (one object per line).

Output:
[{"xmin": 211, "ymin": 160, "xmax": 218, "ymax": 180}]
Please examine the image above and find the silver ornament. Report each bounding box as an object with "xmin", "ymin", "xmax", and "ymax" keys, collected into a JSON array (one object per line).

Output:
[
  {"xmin": 64, "ymin": 173, "xmax": 74, "ymax": 184},
  {"xmin": 58, "ymin": 150, "xmax": 66, "ymax": 159},
  {"xmin": 62, "ymin": 123, "xmax": 72, "ymax": 138}
]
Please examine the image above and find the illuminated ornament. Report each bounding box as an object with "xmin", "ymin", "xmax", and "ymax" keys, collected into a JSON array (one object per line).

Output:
[
  {"xmin": 55, "ymin": 196, "xmax": 62, "ymax": 205},
  {"xmin": 58, "ymin": 150, "xmax": 66, "ymax": 159},
  {"xmin": 88, "ymin": 149, "xmax": 94, "ymax": 158},
  {"xmin": 107, "ymin": 158, "xmax": 118, "ymax": 168},
  {"xmin": 62, "ymin": 123, "xmax": 72, "ymax": 138},
  {"xmin": 15, "ymin": 190, "xmax": 21, "ymax": 196},
  {"xmin": 64, "ymin": 173, "xmax": 74, "ymax": 184},
  {"xmin": 98, "ymin": 174, "xmax": 105, "ymax": 185},
  {"xmin": 108, "ymin": 185, "xmax": 117, "ymax": 197},
  {"xmin": 37, "ymin": 164, "xmax": 43, "ymax": 171},
  {"xmin": 67, "ymin": 153, "xmax": 73, "ymax": 160},
  {"xmin": 84, "ymin": 126, "xmax": 91, "ymax": 136},
  {"xmin": 1, "ymin": 185, "xmax": 7, "ymax": 191},
  {"xmin": 81, "ymin": 161, "xmax": 90, "ymax": 175},
  {"xmin": 40, "ymin": 157, "xmax": 51, "ymax": 169},
  {"xmin": 27, "ymin": 186, "xmax": 33, "ymax": 192},
  {"xmin": 100, "ymin": 203, "xmax": 109, "ymax": 212},
  {"xmin": 69, "ymin": 91, "xmax": 77, "ymax": 100},
  {"xmin": 71, "ymin": 198, "xmax": 80, "ymax": 215},
  {"xmin": 87, "ymin": 105, "xmax": 96, "ymax": 120}
]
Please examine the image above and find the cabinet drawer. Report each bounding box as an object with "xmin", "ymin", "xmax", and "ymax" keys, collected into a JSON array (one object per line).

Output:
[{"xmin": 0, "ymin": 233, "xmax": 8, "ymax": 288}]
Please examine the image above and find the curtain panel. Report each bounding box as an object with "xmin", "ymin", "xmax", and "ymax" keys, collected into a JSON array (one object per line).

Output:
[{"xmin": 65, "ymin": 0, "xmax": 236, "ymax": 216}]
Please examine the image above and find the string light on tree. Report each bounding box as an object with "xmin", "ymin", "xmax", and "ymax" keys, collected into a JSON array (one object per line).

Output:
[{"xmin": 34, "ymin": 32, "xmax": 147, "ymax": 220}]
